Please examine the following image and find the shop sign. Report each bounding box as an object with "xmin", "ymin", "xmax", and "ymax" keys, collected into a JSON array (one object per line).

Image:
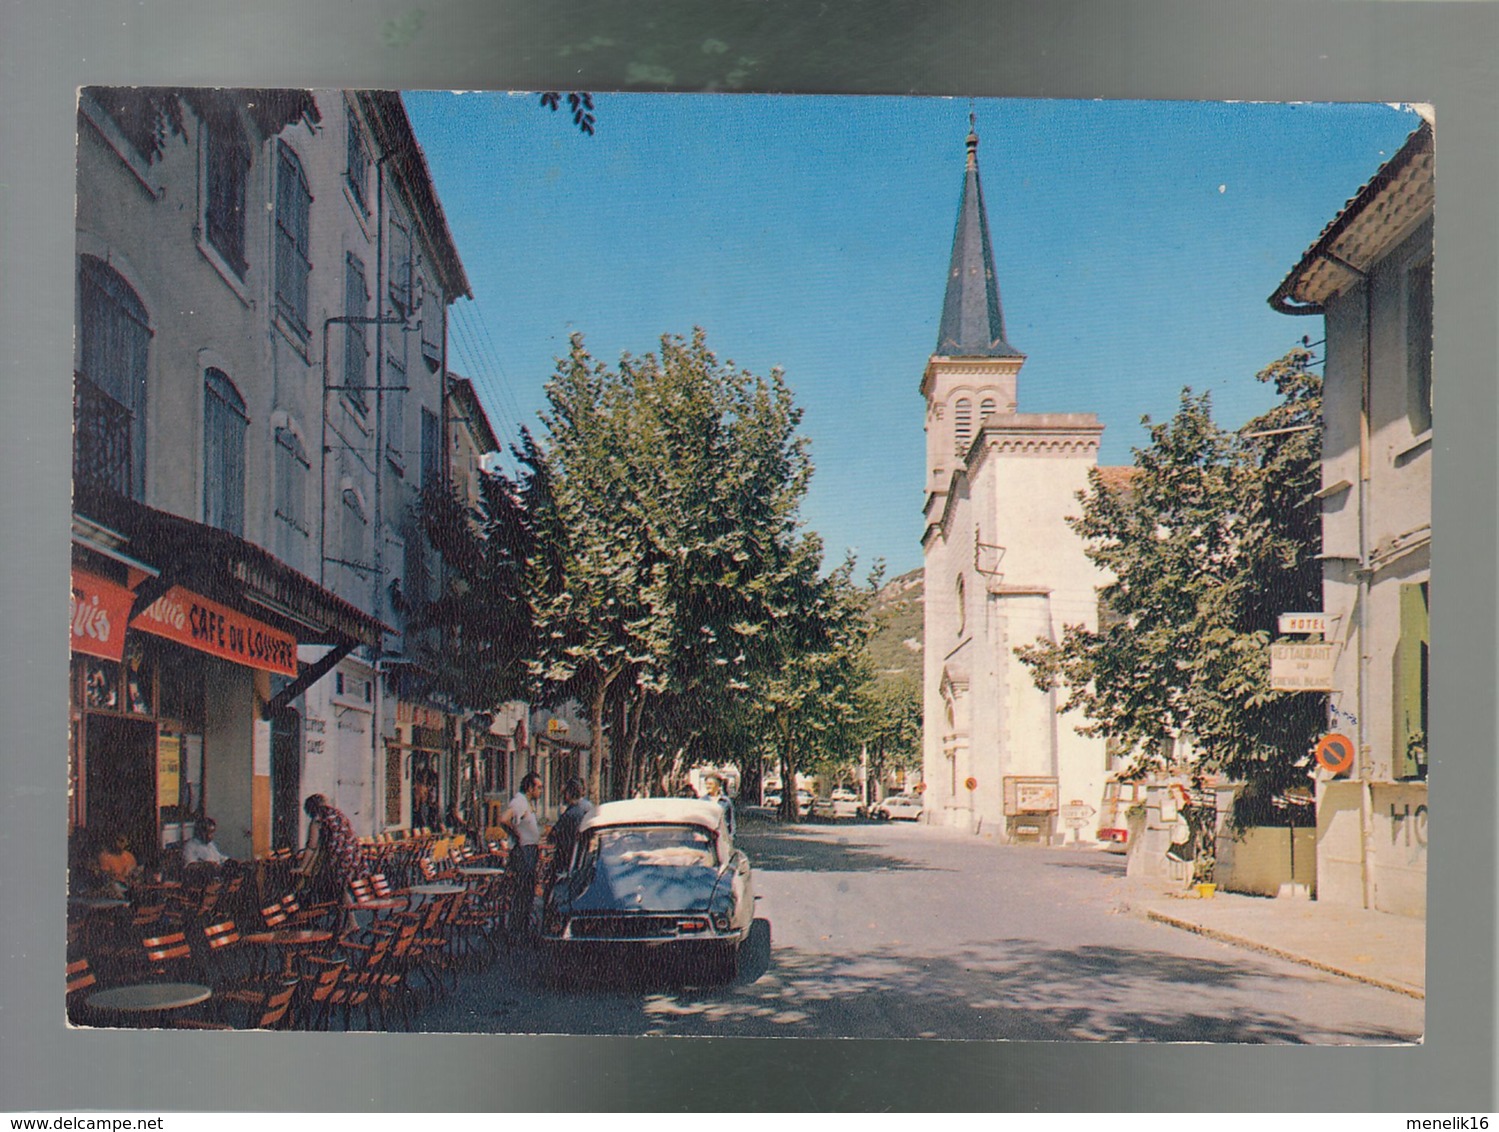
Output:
[
  {"xmin": 157, "ymin": 734, "xmax": 181, "ymax": 804},
  {"xmin": 69, "ymin": 568, "xmax": 136, "ymax": 663},
  {"xmin": 1004, "ymin": 776, "xmax": 1059, "ymax": 815},
  {"xmin": 131, "ymin": 586, "xmax": 298, "ymax": 677},
  {"xmin": 1270, "ymin": 643, "xmax": 1336, "ymax": 691}
]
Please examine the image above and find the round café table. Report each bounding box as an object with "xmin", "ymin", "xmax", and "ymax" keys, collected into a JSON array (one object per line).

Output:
[
  {"xmin": 407, "ymin": 883, "xmax": 465, "ymax": 896},
  {"xmin": 240, "ymin": 928, "xmax": 333, "ymax": 977},
  {"xmin": 457, "ymin": 867, "xmax": 505, "ymax": 878},
  {"xmin": 345, "ymin": 894, "xmax": 407, "ymax": 930},
  {"xmin": 87, "ymin": 982, "xmax": 212, "ymax": 1024}
]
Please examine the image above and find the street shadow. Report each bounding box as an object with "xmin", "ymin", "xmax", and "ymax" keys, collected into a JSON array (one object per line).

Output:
[
  {"xmin": 734, "ymin": 830, "xmax": 945, "ymax": 875},
  {"xmin": 1039, "ymin": 854, "xmax": 1130, "ymax": 877},
  {"xmin": 418, "ymin": 925, "xmax": 1421, "ymax": 1045}
]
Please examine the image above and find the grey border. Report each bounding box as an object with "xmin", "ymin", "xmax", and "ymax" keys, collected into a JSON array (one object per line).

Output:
[{"xmin": 2, "ymin": 0, "xmax": 1493, "ymax": 1114}]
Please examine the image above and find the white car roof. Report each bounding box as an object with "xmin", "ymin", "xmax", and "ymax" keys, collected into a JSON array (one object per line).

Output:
[{"xmin": 578, "ymin": 797, "xmax": 728, "ymax": 836}]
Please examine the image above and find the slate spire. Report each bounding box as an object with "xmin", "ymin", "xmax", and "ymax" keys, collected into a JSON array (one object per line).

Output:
[{"xmin": 935, "ymin": 118, "xmax": 1022, "ymax": 358}]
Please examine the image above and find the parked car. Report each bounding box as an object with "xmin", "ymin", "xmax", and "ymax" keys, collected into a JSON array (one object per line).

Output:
[
  {"xmin": 542, "ymin": 798, "xmax": 754, "ymax": 981},
  {"xmin": 810, "ymin": 795, "xmax": 836, "ymax": 819},
  {"xmin": 830, "ymin": 788, "xmax": 861, "ymax": 818},
  {"xmin": 873, "ymin": 794, "xmax": 924, "ymax": 821},
  {"xmin": 762, "ymin": 791, "xmax": 782, "ymax": 809},
  {"xmin": 796, "ymin": 788, "xmax": 814, "ymax": 816}
]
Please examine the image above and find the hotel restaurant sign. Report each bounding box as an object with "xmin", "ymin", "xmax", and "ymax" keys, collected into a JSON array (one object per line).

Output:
[{"xmin": 70, "ymin": 568, "xmax": 298, "ymax": 677}]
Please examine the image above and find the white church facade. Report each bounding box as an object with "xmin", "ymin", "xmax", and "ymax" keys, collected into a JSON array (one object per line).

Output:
[{"xmin": 920, "ymin": 124, "xmax": 1121, "ymax": 841}]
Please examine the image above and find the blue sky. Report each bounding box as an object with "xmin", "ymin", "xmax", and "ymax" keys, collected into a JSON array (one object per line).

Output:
[{"xmin": 403, "ymin": 93, "xmax": 1421, "ymax": 578}]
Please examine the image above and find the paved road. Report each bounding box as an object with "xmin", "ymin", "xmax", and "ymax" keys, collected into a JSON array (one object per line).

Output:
[{"xmin": 417, "ymin": 810, "xmax": 1424, "ymax": 1042}]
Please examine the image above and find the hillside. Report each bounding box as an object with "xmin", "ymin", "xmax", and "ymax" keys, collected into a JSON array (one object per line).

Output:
[{"xmin": 866, "ymin": 567, "xmax": 923, "ymax": 685}]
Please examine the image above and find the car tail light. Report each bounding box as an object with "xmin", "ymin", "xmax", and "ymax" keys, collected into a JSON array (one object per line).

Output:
[{"xmin": 677, "ymin": 918, "xmax": 708, "ymax": 933}]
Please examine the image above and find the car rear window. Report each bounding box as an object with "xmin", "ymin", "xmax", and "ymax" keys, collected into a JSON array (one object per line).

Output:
[{"xmin": 591, "ymin": 825, "xmax": 718, "ymax": 868}]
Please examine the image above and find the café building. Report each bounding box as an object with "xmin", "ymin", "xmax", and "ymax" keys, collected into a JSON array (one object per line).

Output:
[{"xmin": 69, "ymin": 486, "xmax": 385, "ymax": 872}]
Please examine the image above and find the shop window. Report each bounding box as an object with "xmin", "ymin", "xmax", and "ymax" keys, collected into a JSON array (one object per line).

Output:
[
  {"xmin": 343, "ymin": 254, "xmax": 369, "ymax": 411},
  {"xmin": 123, "ymin": 639, "xmax": 153, "ymax": 715},
  {"xmin": 1396, "ymin": 581, "xmax": 1430, "ymax": 780},
  {"xmin": 157, "ymin": 645, "xmax": 205, "ymax": 729},
  {"xmin": 203, "ymin": 368, "xmax": 247, "ymax": 536},
  {"xmin": 204, "ymin": 108, "xmax": 249, "ymax": 277},
  {"xmin": 83, "ymin": 657, "xmax": 121, "ymax": 711},
  {"xmin": 76, "ymin": 255, "xmax": 149, "ymax": 500},
  {"xmin": 274, "ymin": 142, "xmax": 312, "ymax": 340},
  {"xmin": 1406, "ymin": 258, "xmax": 1433, "ymax": 435}
]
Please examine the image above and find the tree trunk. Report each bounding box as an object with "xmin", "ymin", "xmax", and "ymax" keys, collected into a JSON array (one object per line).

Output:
[
  {"xmin": 621, "ymin": 686, "xmax": 647, "ymax": 796},
  {"xmin": 588, "ymin": 662, "xmax": 623, "ymax": 802},
  {"xmin": 778, "ymin": 719, "xmax": 796, "ymax": 821}
]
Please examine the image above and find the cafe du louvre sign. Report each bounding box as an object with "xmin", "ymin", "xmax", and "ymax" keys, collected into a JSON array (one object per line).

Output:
[{"xmin": 70, "ymin": 567, "xmax": 298, "ymax": 678}]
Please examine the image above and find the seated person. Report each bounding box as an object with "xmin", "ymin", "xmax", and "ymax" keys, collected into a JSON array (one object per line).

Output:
[
  {"xmin": 94, "ymin": 833, "xmax": 142, "ymax": 894},
  {"xmin": 182, "ymin": 816, "xmax": 231, "ymax": 869}
]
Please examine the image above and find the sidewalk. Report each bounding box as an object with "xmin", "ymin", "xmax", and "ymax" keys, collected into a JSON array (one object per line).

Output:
[{"xmin": 1119, "ymin": 875, "xmax": 1426, "ymax": 999}]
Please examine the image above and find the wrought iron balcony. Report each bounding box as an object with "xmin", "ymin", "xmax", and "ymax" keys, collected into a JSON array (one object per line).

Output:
[{"xmin": 73, "ymin": 373, "xmax": 135, "ymax": 498}]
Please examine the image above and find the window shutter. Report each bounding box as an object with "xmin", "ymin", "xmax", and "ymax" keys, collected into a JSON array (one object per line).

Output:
[{"xmin": 1396, "ymin": 581, "xmax": 1430, "ymax": 779}]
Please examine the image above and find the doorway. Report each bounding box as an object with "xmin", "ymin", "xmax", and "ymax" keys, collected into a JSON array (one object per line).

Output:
[
  {"xmin": 270, "ymin": 706, "xmax": 302, "ymax": 852},
  {"xmin": 84, "ymin": 714, "xmax": 158, "ymax": 868}
]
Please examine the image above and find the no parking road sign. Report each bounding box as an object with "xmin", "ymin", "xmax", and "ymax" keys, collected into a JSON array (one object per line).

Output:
[{"xmin": 1315, "ymin": 732, "xmax": 1356, "ymax": 775}]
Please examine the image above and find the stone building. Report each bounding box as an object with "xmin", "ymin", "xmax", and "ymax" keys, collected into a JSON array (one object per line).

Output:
[
  {"xmin": 70, "ymin": 88, "xmax": 471, "ymax": 865},
  {"xmin": 1269, "ymin": 116, "xmax": 1432, "ymax": 917},
  {"xmin": 920, "ymin": 124, "xmax": 1119, "ymax": 840}
]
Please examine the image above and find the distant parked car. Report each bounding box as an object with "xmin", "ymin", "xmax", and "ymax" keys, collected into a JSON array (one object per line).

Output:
[
  {"xmin": 811, "ymin": 795, "xmax": 836, "ymax": 819},
  {"xmin": 829, "ymin": 788, "xmax": 861, "ymax": 819},
  {"xmin": 795, "ymin": 789, "xmax": 813, "ymax": 816},
  {"xmin": 873, "ymin": 794, "xmax": 924, "ymax": 821},
  {"xmin": 762, "ymin": 791, "xmax": 782, "ymax": 809},
  {"xmin": 542, "ymin": 798, "xmax": 754, "ymax": 982}
]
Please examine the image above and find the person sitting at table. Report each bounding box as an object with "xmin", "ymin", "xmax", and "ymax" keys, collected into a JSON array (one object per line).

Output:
[
  {"xmin": 94, "ymin": 833, "xmax": 142, "ymax": 895},
  {"xmin": 294, "ymin": 794, "xmax": 369, "ymax": 918},
  {"xmin": 182, "ymin": 816, "xmax": 232, "ymax": 870}
]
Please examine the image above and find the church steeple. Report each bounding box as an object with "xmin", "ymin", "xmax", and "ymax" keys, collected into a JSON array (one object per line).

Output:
[{"xmin": 935, "ymin": 118, "xmax": 1022, "ymax": 359}]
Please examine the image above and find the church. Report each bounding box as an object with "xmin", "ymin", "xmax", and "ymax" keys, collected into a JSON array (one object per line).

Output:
[{"xmin": 920, "ymin": 121, "xmax": 1125, "ymax": 841}]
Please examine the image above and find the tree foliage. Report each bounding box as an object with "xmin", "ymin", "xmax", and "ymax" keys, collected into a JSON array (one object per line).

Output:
[
  {"xmin": 1016, "ymin": 347, "xmax": 1325, "ymax": 822},
  {"xmin": 527, "ymin": 328, "xmax": 834, "ymax": 801}
]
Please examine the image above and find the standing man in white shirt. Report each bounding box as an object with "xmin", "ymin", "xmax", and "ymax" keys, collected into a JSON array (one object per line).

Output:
[{"xmin": 500, "ymin": 771, "xmax": 544, "ymax": 941}]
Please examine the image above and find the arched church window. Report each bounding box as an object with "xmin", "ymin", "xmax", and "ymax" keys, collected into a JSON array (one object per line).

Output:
[
  {"xmin": 954, "ymin": 398, "xmax": 972, "ymax": 456},
  {"xmin": 980, "ymin": 397, "xmax": 996, "ymax": 421}
]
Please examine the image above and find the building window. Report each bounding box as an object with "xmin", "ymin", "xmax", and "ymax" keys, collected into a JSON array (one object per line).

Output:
[
  {"xmin": 274, "ymin": 143, "xmax": 312, "ymax": 339},
  {"xmin": 274, "ymin": 424, "xmax": 310, "ymax": 535},
  {"xmin": 1407, "ymin": 258, "xmax": 1433, "ymax": 435},
  {"xmin": 386, "ymin": 353, "xmax": 407, "ymax": 472},
  {"xmin": 76, "ymin": 256, "xmax": 149, "ymax": 499},
  {"xmin": 421, "ymin": 407, "xmax": 442, "ymax": 493},
  {"xmin": 954, "ymin": 398, "xmax": 973, "ymax": 456},
  {"xmin": 955, "ymin": 574, "xmax": 967, "ymax": 638},
  {"xmin": 341, "ymin": 486, "xmax": 369, "ymax": 572},
  {"xmin": 344, "ymin": 254, "xmax": 369, "ymax": 411},
  {"xmin": 389, "ymin": 219, "xmax": 414, "ymax": 315},
  {"xmin": 1396, "ymin": 581, "xmax": 1429, "ymax": 780},
  {"xmin": 980, "ymin": 397, "xmax": 996, "ymax": 421},
  {"xmin": 203, "ymin": 368, "xmax": 247, "ymax": 536},
  {"xmin": 346, "ymin": 104, "xmax": 370, "ymax": 214},
  {"xmin": 203, "ymin": 109, "xmax": 249, "ymax": 277},
  {"xmin": 418, "ymin": 273, "xmax": 442, "ymax": 372}
]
